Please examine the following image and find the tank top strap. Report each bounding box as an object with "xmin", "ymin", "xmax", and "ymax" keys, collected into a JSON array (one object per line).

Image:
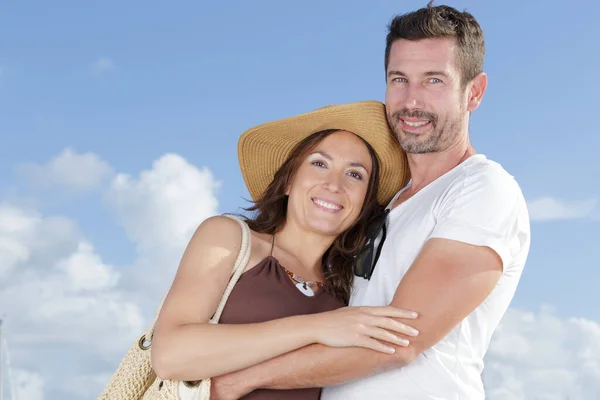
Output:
[{"xmin": 270, "ymin": 234, "xmax": 275, "ymax": 256}]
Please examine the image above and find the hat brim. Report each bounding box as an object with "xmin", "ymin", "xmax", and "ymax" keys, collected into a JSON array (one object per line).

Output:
[{"xmin": 238, "ymin": 100, "xmax": 410, "ymax": 206}]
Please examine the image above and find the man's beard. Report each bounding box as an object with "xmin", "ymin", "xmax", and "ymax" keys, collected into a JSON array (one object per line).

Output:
[{"xmin": 388, "ymin": 108, "xmax": 462, "ymax": 154}]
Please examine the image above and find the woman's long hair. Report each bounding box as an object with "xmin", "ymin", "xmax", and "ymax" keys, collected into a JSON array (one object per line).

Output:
[{"xmin": 242, "ymin": 129, "xmax": 382, "ymax": 304}]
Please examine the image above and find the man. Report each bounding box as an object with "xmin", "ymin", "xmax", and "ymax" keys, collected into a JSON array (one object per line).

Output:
[{"xmin": 213, "ymin": 2, "xmax": 530, "ymax": 399}]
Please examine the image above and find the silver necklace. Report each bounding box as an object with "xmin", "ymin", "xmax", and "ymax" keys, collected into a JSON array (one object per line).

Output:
[
  {"xmin": 280, "ymin": 265, "xmax": 323, "ymax": 297},
  {"xmin": 272, "ymin": 235, "xmax": 323, "ymax": 297}
]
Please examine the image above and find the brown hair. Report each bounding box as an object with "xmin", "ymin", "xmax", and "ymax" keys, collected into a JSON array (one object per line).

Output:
[
  {"xmin": 242, "ymin": 129, "xmax": 382, "ymax": 304},
  {"xmin": 385, "ymin": 1, "xmax": 485, "ymax": 86}
]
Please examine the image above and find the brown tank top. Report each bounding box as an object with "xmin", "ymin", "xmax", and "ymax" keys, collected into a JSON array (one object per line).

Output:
[{"xmin": 219, "ymin": 255, "xmax": 345, "ymax": 399}]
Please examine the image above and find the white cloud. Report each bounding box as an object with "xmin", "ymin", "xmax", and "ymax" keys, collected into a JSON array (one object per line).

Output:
[
  {"xmin": 527, "ymin": 196, "xmax": 597, "ymax": 221},
  {"xmin": 1, "ymin": 150, "xmax": 221, "ymax": 399},
  {"xmin": 91, "ymin": 57, "xmax": 115, "ymax": 75},
  {"xmin": 484, "ymin": 306, "xmax": 600, "ymax": 399},
  {"xmin": 0, "ymin": 201, "xmax": 146, "ymax": 399},
  {"xmin": 5, "ymin": 149, "xmax": 600, "ymax": 399},
  {"xmin": 13, "ymin": 369, "xmax": 45, "ymax": 400},
  {"xmin": 0, "ymin": 205, "xmax": 124, "ymax": 398},
  {"xmin": 16, "ymin": 148, "xmax": 114, "ymax": 192},
  {"xmin": 0, "ymin": 204, "xmax": 38, "ymax": 280},
  {"xmin": 56, "ymin": 241, "xmax": 120, "ymax": 292},
  {"xmin": 107, "ymin": 153, "xmax": 219, "ymax": 251},
  {"xmin": 106, "ymin": 153, "xmax": 220, "ymax": 296}
]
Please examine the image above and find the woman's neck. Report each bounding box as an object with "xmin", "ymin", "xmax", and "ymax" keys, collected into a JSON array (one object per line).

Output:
[{"xmin": 274, "ymin": 221, "xmax": 335, "ymax": 275}]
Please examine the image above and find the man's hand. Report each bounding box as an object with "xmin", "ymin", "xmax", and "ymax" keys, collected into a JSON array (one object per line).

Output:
[
  {"xmin": 210, "ymin": 372, "xmax": 253, "ymax": 400},
  {"xmin": 204, "ymin": 237, "xmax": 505, "ymax": 392}
]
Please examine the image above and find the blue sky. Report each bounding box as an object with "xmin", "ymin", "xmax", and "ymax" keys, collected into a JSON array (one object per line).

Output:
[{"xmin": 1, "ymin": 1, "xmax": 599, "ymax": 399}]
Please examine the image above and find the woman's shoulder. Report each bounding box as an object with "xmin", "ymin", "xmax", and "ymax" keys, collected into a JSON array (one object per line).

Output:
[
  {"xmin": 190, "ymin": 214, "xmax": 247, "ymax": 254},
  {"xmin": 195, "ymin": 215, "xmax": 278, "ymax": 276},
  {"xmin": 199, "ymin": 214, "xmax": 244, "ymax": 232}
]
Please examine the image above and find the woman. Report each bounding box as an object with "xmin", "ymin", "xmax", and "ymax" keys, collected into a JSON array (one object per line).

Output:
[{"xmin": 151, "ymin": 101, "xmax": 414, "ymax": 399}]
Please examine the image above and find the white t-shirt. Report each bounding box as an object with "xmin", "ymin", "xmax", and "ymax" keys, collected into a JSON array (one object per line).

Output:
[{"xmin": 321, "ymin": 154, "xmax": 531, "ymax": 400}]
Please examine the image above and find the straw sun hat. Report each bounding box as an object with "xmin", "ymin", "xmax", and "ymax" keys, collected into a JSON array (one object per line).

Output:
[{"xmin": 238, "ymin": 100, "xmax": 410, "ymax": 206}]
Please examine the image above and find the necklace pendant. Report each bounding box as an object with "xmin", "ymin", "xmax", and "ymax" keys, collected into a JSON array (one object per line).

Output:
[{"xmin": 296, "ymin": 282, "xmax": 315, "ymax": 297}]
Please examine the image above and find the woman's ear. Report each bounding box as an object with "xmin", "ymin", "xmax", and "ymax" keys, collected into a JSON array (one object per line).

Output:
[{"xmin": 284, "ymin": 177, "xmax": 293, "ymax": 196}]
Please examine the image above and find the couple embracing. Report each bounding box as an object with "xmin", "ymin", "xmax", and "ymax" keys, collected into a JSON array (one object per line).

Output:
[{"xmin": 103, "ymin": 3, "xmax": 530, "ymax": 400}]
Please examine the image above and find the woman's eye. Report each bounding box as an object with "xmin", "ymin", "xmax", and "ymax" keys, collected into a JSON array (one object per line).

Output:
[
  {"xmin": 311, "ymin": 161, "xmax": 326, "ymax": 168},
  {"xmin": 348, "ymin": 171, "xmax": 363, "ymax": 180}
]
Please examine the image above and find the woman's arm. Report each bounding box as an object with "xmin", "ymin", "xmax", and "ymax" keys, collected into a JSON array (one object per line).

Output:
[{"xmin": 151, "ymin": 216, "xmax": 418, "ymax": 381}]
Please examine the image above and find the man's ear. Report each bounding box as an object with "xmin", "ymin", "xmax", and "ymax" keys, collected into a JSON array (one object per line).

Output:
[{"xmin": 466, "ymin": 72, "xmax": 487, "ymax": 112}]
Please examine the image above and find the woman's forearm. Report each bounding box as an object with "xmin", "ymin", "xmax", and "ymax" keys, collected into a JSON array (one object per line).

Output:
[{"xmin": 151, "ymin": 314, "xmax": 318, "ymax": 381}]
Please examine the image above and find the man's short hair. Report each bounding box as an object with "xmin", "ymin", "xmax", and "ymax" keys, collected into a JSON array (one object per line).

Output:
[{"xmin": 385, "ymin": 1, "xmax": 485, "ymax": 86}]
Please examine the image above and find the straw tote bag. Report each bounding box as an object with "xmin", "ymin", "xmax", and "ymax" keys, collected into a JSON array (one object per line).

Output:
[{"xmin": 97, "ymin": 214, "xmax": 252, "ymax": 400}]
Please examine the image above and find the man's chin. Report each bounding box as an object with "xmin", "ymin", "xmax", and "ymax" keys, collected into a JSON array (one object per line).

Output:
[{"xmin": 399, "ymin": 140, "xmax": 437, "ymax": 155}]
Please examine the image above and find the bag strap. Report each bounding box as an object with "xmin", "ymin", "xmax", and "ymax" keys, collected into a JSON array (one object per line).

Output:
[
  {"xmin": 209, "ymin": 214, "xmax": 251, "ymax": 323},
  {"xmin": 142, "ymin": 214, "xmax": 251, "ymax": 343}
]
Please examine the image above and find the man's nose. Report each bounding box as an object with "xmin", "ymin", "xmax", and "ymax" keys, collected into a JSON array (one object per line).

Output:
[{"xmin": 402, "ymin": 84, "xmax": 425, "ymax": 109}]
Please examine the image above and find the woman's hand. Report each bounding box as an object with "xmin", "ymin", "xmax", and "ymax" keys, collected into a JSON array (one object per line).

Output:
[{"xmin": 310, "ymin": 306, "xmax": 419, "ymax": 354}]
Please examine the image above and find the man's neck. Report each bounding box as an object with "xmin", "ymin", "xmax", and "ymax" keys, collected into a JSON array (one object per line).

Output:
[{"xmin": 405, "ymin": 140, "xmax": 476, "ymax": 195}]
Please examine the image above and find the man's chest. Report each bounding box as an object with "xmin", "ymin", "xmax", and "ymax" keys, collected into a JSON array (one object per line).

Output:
[{"xmin": 350, "ymin": 202, "xmax": 439, "ymax": 306}]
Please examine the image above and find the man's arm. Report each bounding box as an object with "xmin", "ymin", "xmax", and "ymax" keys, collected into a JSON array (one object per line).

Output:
[{"xmin": 213, "ymin": 237, "xmax": 503, "ymax": 396}]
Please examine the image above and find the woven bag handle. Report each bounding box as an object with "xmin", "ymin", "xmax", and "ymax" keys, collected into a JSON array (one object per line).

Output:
[
  {"xmin": 142, "ymin": 214, "xmax": 251, "ymax": 344},
  {"xmin": 196, "ymin": 214, "xmax": 252, "ymax": 399},
  {"xmin": 209, "ymin": 214, "xmax": 251, "ymax": 323}
]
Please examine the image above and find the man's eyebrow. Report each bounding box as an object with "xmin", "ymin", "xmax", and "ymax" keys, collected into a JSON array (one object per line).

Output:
[
  {"xmin": 423, "ymin": 70, "xmax": 449, "ymax": 77},
  {"xmin": 387, "ymin": 70, "xmax": 405, "ymax": 78},
  {"xmin": 387, "ymin": 70, "xmax": 449, "ymax": 78}
]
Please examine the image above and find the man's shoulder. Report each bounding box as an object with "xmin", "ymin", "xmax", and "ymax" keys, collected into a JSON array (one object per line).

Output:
[
  {"xmin": 431, "ymin": 155, "xmax": 531, "ymax": 268},
  {"xmin": 454, "ymin": 154, "xmax": 523, "ymax": 197},
  {"xmin": 432, "ymin": 154, "xmax": 527, "ymax": 217}
]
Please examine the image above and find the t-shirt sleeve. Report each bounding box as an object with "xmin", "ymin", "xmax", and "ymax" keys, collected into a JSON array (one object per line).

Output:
[{"xmin": 430, "ymin": 165, "xmax": 528, "ymax": 271}]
